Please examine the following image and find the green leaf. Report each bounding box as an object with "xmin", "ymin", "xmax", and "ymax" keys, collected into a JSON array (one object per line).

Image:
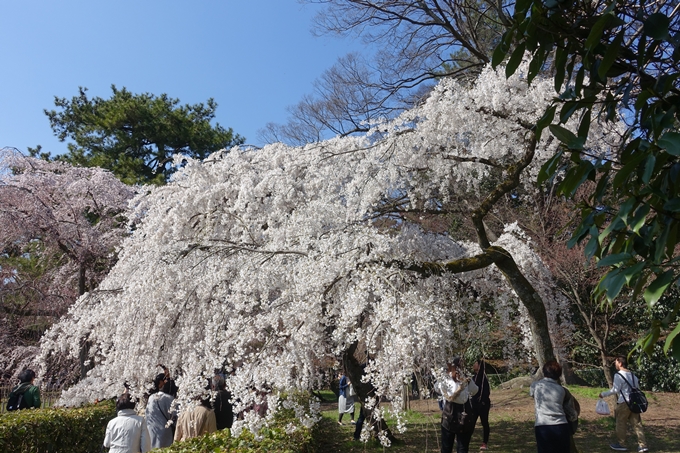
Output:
[
  {"xmin": 559, "ymin": 101, "xmax": 581, "ymax": 124},
  {"xmin": 515, "ymin": 0, "xmax": 534, "ymax": 14},
  {"xmin": 612, "ymin": 152, "xmax": 648, "ymax": 189},
  {"xmin": 599, "ymin": 215, "xmax": 626, "ymax": 244},
  {"xmin": 506, "ymin": 42, "xmax": 527, "ymax": 79},
  {"xmin": 597, "ymin": 253, "xmax": 632, "ymax": 268},
  {"xmin": 654, "ymin": 221, "xmax": 672, "ymax": 264},
  {"xmin": 584, "ymin": 226, "xmax": 601, "ymax": 259},
  {"xmin": 568, "ymin": 217, "xmax": 593, "ymax": 248},
  {"xmin": 663, "ymin": 198, "xmax": 680, "ymax": 212},
  {"xmin": 635, "ymin": 331, "xmax": 655, "ymax": 356},
  {"xmin": 643, "ymin": 270, "xmax": 676, "ymax": 307},
  {"xmin": 585, "ymin": 13, "xmax": 613, "ymax": 51},
  {"xmin": 527, "ymin": 47, "xmax": 545, "ymax": 83},
  {"xmin": 631, "ymin": 204, "xmax": 651, "ymax": 233},
  {"xmin": 642, "ymin": 153, "xmax": 656, "ymax": 184},
  {"xmin": 658, "ymin": 132, "xmax": 680, "ymax": 156},
  {"xmin": 593, "ymin": 169, "xmax": 610, "ymax": 202},
  {"xmin": 623, "ymin": 261, "xmax": 647, "ymax": 285},
  {"xmin": 574, "ymin": 66, "xmax": 585, "ymax": 96},
  {"xmin": 577, "ymin": 108, "xmax": 591, "ymax": 139},
  {"xmin": 646, "ymin": 325, "xmax": 661, "ymax": 354},
  {"xmin": 535, "ymin": 105, "xmax": 557, "ymax": 142},
  {"xmin": 549, "ymin": 124, "xmax": 585, "ymax": 149},
  {"xmin": 598, "ymin": 30, "xmax": 624, "ymax": 79},
  {"xmin": 550, "ymin": 124, "xmax": 577, "ymax": 143},
  {"xmin": 554, "ymin": 46, "xmax": 568, "ymax": 92},
  {"xmin": 632, "ymin": 271, "xmax": 651, "ymax": 300},
  {"xmin": 637, "ymin": 33, "xmax": 648, "ymax": 67},
  {"xmin": 492, "ymin": 39, "xmax": 509, "ymax": 68},
  {"xmin": 599, "ymin": 268, "xmax": 627, "ymax": 300},
  {"xmin": 560, "ymin": 161, "xmax": 594, "ymax": 196},
  {"xmin": 664, "ymin": 322, "xmax": 680, "ymax": 356},
  {"xmin": 537, "ymin": 150, "xmax": 563, "ymax": 185},
  {"xmin": 644, "ymin": 13, "xmax": 670, "ymax": 40}
]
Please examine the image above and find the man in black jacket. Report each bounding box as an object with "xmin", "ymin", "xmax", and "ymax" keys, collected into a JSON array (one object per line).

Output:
[
  {"xmin": 211, "ymin": 375, "xmax": 234, "ymax": 433},
  {"xmin": 472, "ymin": 360, "xmax": 491, "ymax": 451}
]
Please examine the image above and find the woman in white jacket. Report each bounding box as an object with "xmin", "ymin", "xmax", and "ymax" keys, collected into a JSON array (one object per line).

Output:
[{"xmin": 103, "ymin": 393, "xmax": 151, "ymax": 453}]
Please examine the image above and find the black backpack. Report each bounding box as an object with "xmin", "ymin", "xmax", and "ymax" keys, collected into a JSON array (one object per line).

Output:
[
  {"xmin": 617, "ymin": 372, "xmax": 648, "ymax": 414},
  {"xmin": 6, "ymin": 385, "xmax": 29, "ymax": 411}
]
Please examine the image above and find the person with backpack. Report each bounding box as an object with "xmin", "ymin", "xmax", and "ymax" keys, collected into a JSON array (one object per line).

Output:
[
  {"xmin": 599, "ymin": 356, "xmax": 649, "ymax": 452},
  {"xmin": 6, "ymin": 369, "xmax": 41, "ymax": 411}
]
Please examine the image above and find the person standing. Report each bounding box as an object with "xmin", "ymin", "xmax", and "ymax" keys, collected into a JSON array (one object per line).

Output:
[
  {"xmin": 103, "ymin": 393, "xmax": 151, "ymax": 453},
  {"xmin": 7, "ymin": 369, "xmax": 41, "ymax": 410},
  {"xmin": 174, "ymin": 398, "xmax": 217, "ymax": 442},
  {"xmin": 472, "ymin": 359, "xmax": 491, "ymax": 451},
  {"xmin": 529, "ymin": 360, "xmax": 576, "ymax": 453},
  {"xmin": 145, "ymin": 372, "xmax": 175, "ymax": 449},
  {"xmin": 338, "ymin": 372, "xmax": 355, "ymax": 425},
  {"xmin": 212, "ymin": 375, "xmax": 234, "ymax": 433},
  {"xmin": 599, "ymin": 356, "xmax": 649, "ymax": 452},
  {"xmin": 439, "ymin": 357, "xmax": 479, "ymax": 453}
]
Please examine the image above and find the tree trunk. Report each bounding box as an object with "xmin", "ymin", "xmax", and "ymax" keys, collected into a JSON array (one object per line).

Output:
[
  {"xmin": 601, "ymin": 350, "xmax": 613, "ymax": 388},
  {"xmin": 343, "ymin": 342, "xmax": 395, "ymax": 442},
  {"xmin": 78, "ymin": 264, "xmax": 86, "ymax": 296},
  {"xmin": 489, "ymin": 245, "xmax": 556, "ymax": 367},
  {"xmin": 78, "ymin": 339, "xmax": 93, "ymax": 380}
]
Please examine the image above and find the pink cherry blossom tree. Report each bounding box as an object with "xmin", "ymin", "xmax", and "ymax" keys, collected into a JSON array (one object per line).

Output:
[{"xmin": 0, "ymin": 148, "xmax": 134, "ymax": 383}]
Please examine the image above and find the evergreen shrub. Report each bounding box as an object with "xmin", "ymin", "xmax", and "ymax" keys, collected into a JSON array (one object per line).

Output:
[
  {"xmin": 0, "ymin": 399, "xmax": 115, "ymax": 453},
  {"xmin": 163, "ymin": 392, "xmax": 315, "ymax": 453}
]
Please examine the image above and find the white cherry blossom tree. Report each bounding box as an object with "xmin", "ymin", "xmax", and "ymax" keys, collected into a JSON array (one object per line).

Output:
[{"xmin": 39, "ymin": 63, "xmax": 621, "ymax": 441}]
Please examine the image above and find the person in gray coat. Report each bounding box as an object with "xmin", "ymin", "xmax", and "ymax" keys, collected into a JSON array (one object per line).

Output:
[
  {"xmin": 145, "ymin": 372, "xmax": 175, "ymax": 448},
  {"xmin": 529, "ymin": 360, "xmax": 577, "ymax": 453}
]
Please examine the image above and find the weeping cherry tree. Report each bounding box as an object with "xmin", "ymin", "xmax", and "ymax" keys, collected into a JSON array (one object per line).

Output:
[{"xmin": 39, "ymin": 63, "xmax": 622, "ymax": 443}]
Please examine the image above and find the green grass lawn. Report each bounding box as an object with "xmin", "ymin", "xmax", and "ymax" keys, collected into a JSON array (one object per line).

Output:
[{"xmin": 312, "ymin": 386, "xmax": 680, "ymax": 453}]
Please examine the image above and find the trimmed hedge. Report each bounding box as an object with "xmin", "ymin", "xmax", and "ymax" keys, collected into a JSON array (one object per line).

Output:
[
  {"xmin": 0, "ymin": 394, "xmax": 316, "ymax": 453},
  {"xmin": 0, "ymin": 400, "xmax": 116, "ymax": 453},
  {"xmin": 161, "ymin": 421, "xmax": 314, "ymax": 453},
  {"xmin": 163, "ymin": 394, "xmax": 315, "ymax": 453}
]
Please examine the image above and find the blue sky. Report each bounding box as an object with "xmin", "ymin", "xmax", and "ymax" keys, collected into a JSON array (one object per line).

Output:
[{"xmin": 1, "ymin": 1, "xmax": 361, "ymax": 154}]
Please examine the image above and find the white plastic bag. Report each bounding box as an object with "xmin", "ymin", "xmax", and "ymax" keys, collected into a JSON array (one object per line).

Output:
[{"xmin": 596, "ymin": 399, "xmax": 610, "ymax": 415}]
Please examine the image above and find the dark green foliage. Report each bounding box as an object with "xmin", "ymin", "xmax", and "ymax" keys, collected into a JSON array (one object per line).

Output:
[
  {"xmin": 633, "ymin": 344, "xmax": 680, "ymax": 392},
  {"xmin": 0, "ymin": 400, "xmax": 115, "ymax": 453},
  {"xmin": 497, "ymin": 0, "xmax": 680, "ymax": 358},
  {"xmin": 161, "ymin": 421, "xmax": 313, "ymax": 453},
  {"xmin": 43, "ymin": 86, "xmax": 245, "ymax": 185}
]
